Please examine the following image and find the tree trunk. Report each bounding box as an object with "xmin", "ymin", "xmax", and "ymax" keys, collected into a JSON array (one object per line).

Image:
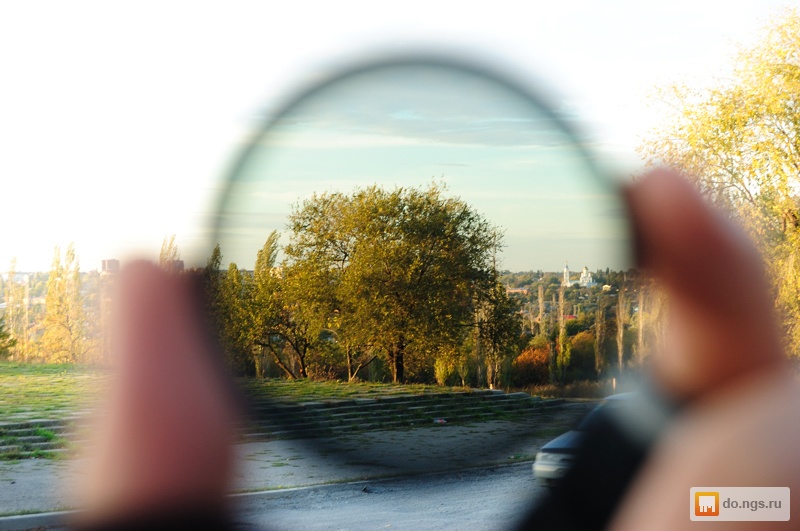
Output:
[
  {"xmin": 594, "ymin": 299, "xmax": 606, "ymax": 376},
  {"xmin": 393, "ymin": 349, "xmax": 404, "ymax": 383},
  {"xmin": 556, "ymin": 286, "xmax": 567, "ymax": 384},
  {"xmin": 616, "ymin": 285, "xmax": 627, "ymax": 372},
  {"xmin": 637, "ymin": 283, "xmax": 646, "ymax": 363},
  {"xmin": 254, "ymin": 353, "xmax": 264, "ymax": 379},
  {"xmin": 537, "ymin": 284, "xmax": 545, "ymax": 336},
  {"xmin": 346, "ymin": 346, "xmax": 354, "ymax": 381},
  {"xmin": 390, "ymin": 337, "xmax": 406, "ymax": 383}
]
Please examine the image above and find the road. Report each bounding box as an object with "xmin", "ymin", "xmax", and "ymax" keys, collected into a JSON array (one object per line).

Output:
[
  {"xmin": 231, "ymin": 462, "xmax": 544, "ymax": 531},
  {"xmin": 0, "ymin": 404, "xmax": 594, "ymax": 529}
]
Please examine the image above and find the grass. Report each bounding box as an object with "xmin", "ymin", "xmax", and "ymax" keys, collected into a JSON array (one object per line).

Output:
[
  {"xmin": 0, "ymin": 447, "xmax": 66, "ymax": 461},
  {"xmin": 32, "ymin": 427, "xmax": 57, "ymax": 441},
  {"xmin": 0, "ymin": 362, "xmax": 106, "ymax": 422},
  {"xmin": 0, "ymin": 361, "xmax": 561, "ymax": 424},
  {"xmin": 523, "ymin": 379, "xmax": 637, "ymax": 399},
  {"xmin": 239, "ymin": 378, "xmax": 472, "ymax": 402}
]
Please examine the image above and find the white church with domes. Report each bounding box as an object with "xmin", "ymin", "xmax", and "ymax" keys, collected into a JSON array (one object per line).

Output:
[{"xmin": 562, "ymin": 262, "xmax": 597, "ymax": 288}]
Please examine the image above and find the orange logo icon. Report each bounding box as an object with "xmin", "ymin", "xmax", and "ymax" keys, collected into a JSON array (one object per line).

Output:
[{"xmin": 695, "ymin": 492, "xmax": 720, "ymax": 517}]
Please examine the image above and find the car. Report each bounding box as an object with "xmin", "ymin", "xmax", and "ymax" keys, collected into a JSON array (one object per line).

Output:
[{"xmin": 532, "ymin": 393, "xmax": 635, "ymax": 486}]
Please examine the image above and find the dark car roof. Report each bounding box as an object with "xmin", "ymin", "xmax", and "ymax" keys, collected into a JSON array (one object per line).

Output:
[
  {"xmin": 540, "ymin": 393, "xmax": 637, "ymax": 453},
  {"xmin": 539, "ymin": 429, "xmax": 584, "ymax": 453}
]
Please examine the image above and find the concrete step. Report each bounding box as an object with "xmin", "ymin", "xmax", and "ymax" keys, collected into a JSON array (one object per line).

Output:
[{"xmin": 1, "ymin": 390, "xmax": 564, "ymax": 456}]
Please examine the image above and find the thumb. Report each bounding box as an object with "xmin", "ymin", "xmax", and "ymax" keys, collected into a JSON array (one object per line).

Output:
[{"xmin": 624, "ymin": 168, "xmax": 787, "ymax": 400}]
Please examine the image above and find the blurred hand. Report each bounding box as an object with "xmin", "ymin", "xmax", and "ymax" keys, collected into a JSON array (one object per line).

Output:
[
  {"xmin": 79, "ymin": 262, "xmax": 237, "ymax": 524},
  {"xmin": 611, "ymin": 169, "xmax": 800, "ymax": 530}
]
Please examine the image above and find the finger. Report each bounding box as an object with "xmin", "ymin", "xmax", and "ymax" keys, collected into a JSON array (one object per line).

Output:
[
  {"xmin": 624, "ymin": 168, "xmax": 787, "ymax": 400},
  {"xmin": 80, "ymin": 262, "xmax": 236, "ymax": 521}
]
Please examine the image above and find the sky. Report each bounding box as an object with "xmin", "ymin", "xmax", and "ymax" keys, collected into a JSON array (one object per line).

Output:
[
  {"xmin": 218, "ymin": 63, "xmax": 629, "ymax": 271},
  {"xmin": 1, "ymin": 0, "xmax": 797, "ymax": 272}
]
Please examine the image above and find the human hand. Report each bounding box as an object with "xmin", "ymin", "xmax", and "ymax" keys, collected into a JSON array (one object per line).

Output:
[
  {"xmin": 611, "ymin": 169, "xmax": 800, "ymax": 529},
  {"xmin": 77, "ymin": 262, "xmax": 238, "ymax": 526}
]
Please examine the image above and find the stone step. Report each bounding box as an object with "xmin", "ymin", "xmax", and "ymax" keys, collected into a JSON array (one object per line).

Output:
[
  {"xmin": 0, "ymin": 418, "xmax": 65, "ymax": 431},
  {"xmin": 243, "ymin": 402, "xmax": 533, "ymax": 430},
  {"xmin": 1, "ymin": 391, "xmax": 563, "ymax": 456},
  {"xmin": 4, "ymin": 426, "xmax": 69, "ymax": 437}
]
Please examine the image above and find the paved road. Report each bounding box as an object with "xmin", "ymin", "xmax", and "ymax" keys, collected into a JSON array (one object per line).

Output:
[
  {"xmin": 0, "ymin": 404, "xmax": 592, "ymax": 529},
  {"xmin": 231, "ymin": 462, "xmax": 544, "ymax": 530}
]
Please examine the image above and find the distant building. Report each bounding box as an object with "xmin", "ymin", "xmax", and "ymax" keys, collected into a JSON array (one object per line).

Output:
[
  {"xmin": 102, "ymin": 259, "xmax": 120, "ymax": 274},
  {"xmin": 562, "ymin": 262, "xmax": 596, "ymax": 288},
  {"xmin": 506, "ymin": 287, "xmax": 529, "ymax": 296},
  {"xmin": 562, "ymin": 262, "xmax": 576, "ymax": 287},
  {"xmin": 579, "ymin": 266, "xmax": 596, "ymax": 288}
]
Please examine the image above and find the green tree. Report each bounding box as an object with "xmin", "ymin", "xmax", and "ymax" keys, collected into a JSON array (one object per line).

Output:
[
  {"xmin": 478, "ymin": 279, "xmax": 522, "ymax": 389},
  {"xmin": 218, "ymin": 262, "xmax": 254, "ymax": 375},
  {"xmin": 40, "ymin": 244, "xmax": 87, "ymax": 363},
  {"xmin": 249, "ymin": 232, "xmax": 284, "ymax": 378},
  {"xmin": 642, "ymin": 8, "xmax": 800, "ymax": 355},
  {"xmin": 284, "ymin": 184, "xmax": 499, "ymax": 383}
]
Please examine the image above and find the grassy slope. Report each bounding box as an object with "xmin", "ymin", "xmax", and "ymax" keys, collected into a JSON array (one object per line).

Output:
[
  {"xmin": 0, "ymin": 362, "xmax": 478, "ymax": 422},
  {"xmin": 0, "ymin": 362, "xmax": 106, "ymax": 422}
]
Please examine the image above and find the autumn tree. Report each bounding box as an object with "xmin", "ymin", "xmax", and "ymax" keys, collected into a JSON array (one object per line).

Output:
[
  {"xmin": 555, "ymin": 285, "xmax": 570, "ymax": 384},
  {"xmin": 159, "ymin": 235, "xmax": 181, "ymax": 269},
  {"xmin": 3, "ymin": 259, "xmax": 27, "ymax": 360},
  {"xmin": 642, "ymin": 8, "xmax": 800, "ymax": 355},
  {"xmin": 40, "ymin": 244, "xmax": 87, "ymax": 363}
]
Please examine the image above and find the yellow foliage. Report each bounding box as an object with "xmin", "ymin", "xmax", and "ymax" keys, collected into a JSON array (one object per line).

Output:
[{"xmin": 642, "ymin": 8, "xmax": 800, "ymax": 356}]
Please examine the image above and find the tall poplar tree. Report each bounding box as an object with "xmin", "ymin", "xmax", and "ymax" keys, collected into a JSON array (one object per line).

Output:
[
  {"xmin": 41, "ymin": 244, "xmax": 87, "ymax": 363},
  {"xmin": 3, "ymin": 259, "xmax": 26, "ymax": 360}
]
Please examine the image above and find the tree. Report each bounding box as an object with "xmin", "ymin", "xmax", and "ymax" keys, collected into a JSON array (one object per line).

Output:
[
  {"xmin": 477, "ymin": 279, "xmax": 522, "ymax": 389},
  {"xmin": 537, "ymin": 284, "xmax": 546, "ymax": 337},
  {"xmin": 3, "ymin": 259, "xmax": 26, "ymax": 360},
  {"xmin": 40, "ymin": 244, "xmax": 87, "ymax": 363},
  {"xmin": 615, "ymin": 285, "xmax": 628, "ymax": 372},
  {"xmin": 249, "ymin": 232, "xmax": 284, "ymax": 378},
  {"xmin": 555, "ymin": 285, "xmax": 569, "ymax": 383},
  {"xmin": 0, "ymin": 315, "xmax": 15, "ymax": 360},
  {"xmin": 283, "ymin": 184, "xmax": 500, "ymax": 383},
  {"xmin": 512, "ymin": 335, "xmax": 551, "ymax": 386},
  {"xmin": 159, "ymin": 235, "xmax": 180, "ymax": 269},
  {"xmin": 641, "ymin": 8, "xmax": 800, "ymax": 355},
  {"xmin": 594, "ymin": 294, "xmax": 608, "ymax": 376},
  {"xmin": 217, "ymin": 262, "xmax": 255, "ymax": 375},
  {"xmin": 569, "ymin": 330, "xmax": 596, "ymax": 380}
]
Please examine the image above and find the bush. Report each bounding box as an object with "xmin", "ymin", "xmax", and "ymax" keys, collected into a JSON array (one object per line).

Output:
[
  {"xmin": 567, "ymin": 330, "xmax": 596, "ymax": 381},
  {"xmin": 511, "ymin": 346, "xmax": 550, "ymax": 386},
  {"xmin": 525, "ymin": 378, "xmax": 638, "ymax": 398},
  {"xmin": 434, "ymin": 356, "xmax": 455, "ymax": 386}
]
